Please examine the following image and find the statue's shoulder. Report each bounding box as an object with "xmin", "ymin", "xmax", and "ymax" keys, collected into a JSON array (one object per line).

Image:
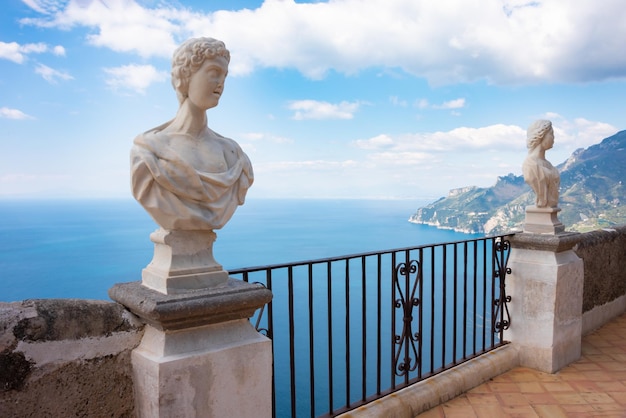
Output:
[
  {"xmin": 133, "ymin": 128, "xmax": 171, "ymax": 152},
  {"xmin": 212, "ymin": 130, "xmax": 243, "ymax": 153},
  {"xmin": 134, "ymin": 120, "xmax": 173, "ymax": 147},
  {"xmin": 522, "ymin": 154, "xmax": 541, "ymax": 166}
]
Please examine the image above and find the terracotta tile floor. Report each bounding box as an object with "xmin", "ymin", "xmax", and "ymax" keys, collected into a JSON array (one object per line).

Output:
[{"xmin": 417, "ymin": 313, "xmax": 626, "ymax": 417}]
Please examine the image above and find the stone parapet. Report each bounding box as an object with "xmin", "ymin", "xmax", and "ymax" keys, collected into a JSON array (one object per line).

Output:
[
  {"xmin": 0, "ymin": 299, "xmax": 144, "ymax": 417},
  {"xmin": 574, "ymin": 225, "xmax": 626, "ymax": 313}
]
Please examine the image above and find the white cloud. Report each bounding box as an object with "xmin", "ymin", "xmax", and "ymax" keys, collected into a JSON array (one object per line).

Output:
[
  {"xmin": 198, "ymin": 0, "xmax": 626, "ymax": 83},
  {"xmin": 19, "ymin": 43, "xmax": 48, "ymax": 54},
  {"xmin": 103, "ymin": 64, "xmax": 168, "ymax": 94},
  {"xmin": 0, "ymin": 107, "xmax": 34, "ymax": 120},
  {"xmin": 35, "ymin": 63, "xmax": 73, "ymax": 83},
  {"xmin": 538, "ymin": 113, "xmax": 619, "ymax": 153},
  {"xmin": 0, "ymin": 41, "xmax": 64, "ymax": 63},
  {"xmin": 354, "ymin": 124, "xmax": 526, "ymax": 153},
  {"xmin": 20, "ymin": 0, "xmax": 626, "ymax": 83},
  {"xmin": 413, "ymin": 97, "xmax": 466, "ymax": 111},
  {"xmin": 20, "ymin": 0, "xmax": 65, "ymax": 15},
  {"xmin": 389, "ymin": 96, "xmax": 408, "ymax": 107},
  {"xmin": 52, "ymin": 45, "xmax": 66, "ymax": 56},
  {"xmin": 288, "ymin": 100, "xmax": 360, "ymax": 120},
  {"xmin": 353, "ymin": 134, "xmax": 394, "ymax": 150},
  {"xmin": 348, "ymin": 118, "xmax": 619, "ymax": 192},
  {"xmin": 414, "ymin": 99, "xmax": 430, "ymax": 109},
  {"xmin": 353, "ymin": 117, "xmax": 618, "ymax": 163},
  {"xmin": 22, "ymin": 0, "xmax": 181, "ymax": 58},
  {"xmin": 0, "ymin": 42, "xmax": 25, "ymax": 63},
  {"xmin": 433, "ymin": 98, "xmax": 466, "ymax": 109}
]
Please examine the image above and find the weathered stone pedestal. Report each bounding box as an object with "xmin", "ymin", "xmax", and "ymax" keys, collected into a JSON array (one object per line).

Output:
[
  {"xmin": 504, "ymin": 232, "xmax": 583, "ymax": 373},
  {"xmin": 142, "ymin": 228, "xmax": 229, "ymax": 294},
  {"xmin": 109, "ymin": 279, "xmax": 273, "ymax": 418},
  {"xmin": 523, "ymin": 205, "xmax": 565, "ymax": 234}
]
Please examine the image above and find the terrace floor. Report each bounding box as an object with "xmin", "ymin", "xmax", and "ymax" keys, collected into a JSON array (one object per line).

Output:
[{"xmin": 416, "ymin": 312, "xmax": 626, "ymax": 418}]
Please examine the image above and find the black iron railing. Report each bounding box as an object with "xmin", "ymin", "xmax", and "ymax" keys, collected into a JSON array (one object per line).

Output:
[{"xmin": 230, "ymin": 234, "xmax": 512, "ymax": 418}]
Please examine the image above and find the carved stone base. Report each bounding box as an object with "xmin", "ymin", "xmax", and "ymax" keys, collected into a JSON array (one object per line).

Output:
[
  {"xmin": 132, "ymin": 321, "xmax": 271, "ymax": 418},
  {"xmin": 523, "ymin": 205, "xmax": 565, "ymax": 234},
  {"xmin": 141, "ymin": 228, "xmax": 228, "ymax": 294},
  {"xmin": 109, "ymin": 279, "xmax": 273, "ymax": 417},
  {"xmin": 505, "ymin": 233, "xmax": 583, "ymax": 373}
]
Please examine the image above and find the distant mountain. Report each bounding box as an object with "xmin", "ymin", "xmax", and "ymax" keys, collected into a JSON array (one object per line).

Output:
[{"xmin": 409, "ymin": 130, "xmax": 626, "ymax": 234}]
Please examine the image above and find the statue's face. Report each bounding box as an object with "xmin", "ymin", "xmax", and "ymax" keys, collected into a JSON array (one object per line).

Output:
[
  {"xmin": 187, "ymin": 55, "xmax": 229, "ymax": 111},
  {"xmin": 543, "ymin": 128, "xmax": 554, "ymax": 150}
]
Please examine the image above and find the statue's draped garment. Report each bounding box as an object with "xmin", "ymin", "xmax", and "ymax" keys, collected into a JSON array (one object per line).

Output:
[
  {"xmin": 131, "ymin": 129, "xmax": 253, "ymax": 230},
  {"xmin": 522, "ymin": 155, "xmax": 559, "ymax": 208}
]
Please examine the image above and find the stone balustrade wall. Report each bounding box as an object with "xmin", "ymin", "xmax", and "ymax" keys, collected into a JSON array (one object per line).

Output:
[
  {"xmin": 0, "ymin": 299, "xmax": 143, "ymax": 417},
  {"xmin": 574, "ymin": 225, "xmax": 626, "ymax": 313}
]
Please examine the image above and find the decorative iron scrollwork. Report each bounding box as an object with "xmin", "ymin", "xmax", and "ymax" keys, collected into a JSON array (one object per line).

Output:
[
  {"xmin": 493, "ymin": 238, "xmax": 512, "ymax": 333},
  {"xmin": 393, "ymin": 259, "xmax": 421, "ymax": 377}
]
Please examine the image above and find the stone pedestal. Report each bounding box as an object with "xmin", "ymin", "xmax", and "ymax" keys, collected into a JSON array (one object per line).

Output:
[
  {"xmin": 109, "ymin": 279, "xmax": 273, "ymax": 418},
  {"xmin": 504, "ymin": 232, "xmax": 583, "ymax": 373},
  {"xmin": 523, "ymin": 206, "xmax": 565, "ymax": 234},
  {"xmin": 142, "ymin": 228, "xmax": 229, "ymax": 294}
]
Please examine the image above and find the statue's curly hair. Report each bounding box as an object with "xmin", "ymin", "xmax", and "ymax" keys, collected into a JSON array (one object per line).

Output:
[
  {"xmin": 526, "ymin": 119, "xmax": 552, "ymax": 149},
  {"xmin": 171, "ymin": 37, "xmax": 230, "ymax": 104}
]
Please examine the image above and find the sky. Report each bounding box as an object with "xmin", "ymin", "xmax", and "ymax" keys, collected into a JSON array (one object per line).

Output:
[{"xmin": 1, "ymin": 0, "xmax": 625, "ymax": 201}]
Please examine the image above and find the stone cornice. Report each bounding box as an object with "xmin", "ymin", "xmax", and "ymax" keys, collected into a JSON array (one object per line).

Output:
[
  {"xmin": 509, "ymin": 231, "xmax": 582, "ymax": 253},
  {"xmin": 109, "ymin": 278, "xmax": 272, "ymax": 331}
]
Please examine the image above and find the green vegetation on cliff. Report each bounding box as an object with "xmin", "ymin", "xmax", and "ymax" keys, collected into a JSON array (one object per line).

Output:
[{"xmin": 409, "ymin": 130, "xmax": 626, "ymax": 234}]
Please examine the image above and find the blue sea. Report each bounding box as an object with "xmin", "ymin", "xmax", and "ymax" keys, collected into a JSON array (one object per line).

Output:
[
  {"xmin": 1, "ymin": 198, "xmax": 489, "ymax": 416},
  {"xmin": 0, "ymin": 198, "xmax": 479, "ymax": 302}
]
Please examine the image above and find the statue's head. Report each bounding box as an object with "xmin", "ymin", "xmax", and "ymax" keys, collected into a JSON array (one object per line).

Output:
[
  {"xmin": 526, "ymin": 119, "xmax": 553, "ymax": 150},
  {"xmin": 171, "ymin": 37, "xmax": 231, "ymax": 104}
]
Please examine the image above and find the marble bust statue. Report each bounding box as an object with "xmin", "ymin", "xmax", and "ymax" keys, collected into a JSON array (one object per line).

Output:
[
  {"xmin": 131, "ymin": 37, "xmax": 253, "ymax": 231},
  {"xmin": 522, "ymin": 120, "xmax": 560, "ymax": 208},
  {"xmin": 129, "ymin": 37, "xmax": 253, "ymax": 293}
]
